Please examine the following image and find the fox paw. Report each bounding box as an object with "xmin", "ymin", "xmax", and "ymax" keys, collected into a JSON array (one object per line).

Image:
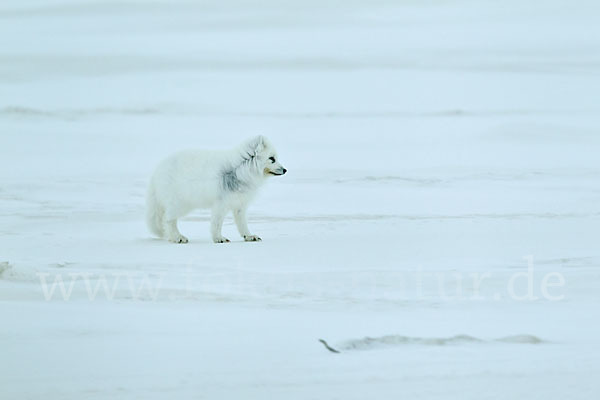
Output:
[
  {"xmin": 169, "ymin": 235, "xmax": 188, "ymax": 244},
  {"xmin": 213, "ymin": 237, "xmax": 231, "ymax": 244},
  {"xmin": 244, "ymin": 235, "xmax": 262, "ymax": 242}
]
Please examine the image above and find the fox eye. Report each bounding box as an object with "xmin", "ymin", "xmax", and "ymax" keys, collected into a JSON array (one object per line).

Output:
[{"xmin": 269, "ymin": 157, "xmax": 276, "ymax": 163}]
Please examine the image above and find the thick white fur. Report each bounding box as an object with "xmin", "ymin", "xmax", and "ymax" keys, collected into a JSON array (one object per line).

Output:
[{"xmin": 146, "ymin": 136, "xmax": 286, "ymax": 243}]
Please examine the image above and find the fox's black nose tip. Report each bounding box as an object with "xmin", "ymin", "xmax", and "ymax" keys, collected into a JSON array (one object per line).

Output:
[{"xmin": 282, "ymin": 168, "xmax": 288, "ymax": 175}]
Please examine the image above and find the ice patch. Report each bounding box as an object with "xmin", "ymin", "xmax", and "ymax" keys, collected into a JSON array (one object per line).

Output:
[
  {"xmin": 341, "ymin": 334, "xmax": 483, "ymax": 350},
  {"xmin": 539, "ymin": 256, "xmax": 598, "ymax": 269},
  {"xmin": 0, "ymin": 106, "xmax": 163, "ymax": 119},
  {"xmin": 0, "ymin": 261, "xmax": 12, "ymax": 278},
  {"xmin": 496, "ymin": 335, "xmax": 545, "ymax": 344},
  {"xmin": 187, "ymin": 212, "xmax": 600, "ymax": 224},
  {"xmin": 321, "ymin": 334, "xmax": 546, "ymax": 353}
]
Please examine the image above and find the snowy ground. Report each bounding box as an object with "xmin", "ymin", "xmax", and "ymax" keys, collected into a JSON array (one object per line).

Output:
[{"xmin": 1, "ymin": 0, "xmax": 600, "ymax": 398}]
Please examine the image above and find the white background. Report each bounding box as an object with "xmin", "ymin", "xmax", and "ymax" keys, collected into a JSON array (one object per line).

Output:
[{"xmin": 1, "ymin": 0, "xmax": 599, "ymax": 398}]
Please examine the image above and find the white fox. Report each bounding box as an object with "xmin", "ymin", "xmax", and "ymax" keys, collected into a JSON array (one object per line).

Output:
[{"xmin": 146, "ymin": 136, "xmax": 286, "ymax": 243}]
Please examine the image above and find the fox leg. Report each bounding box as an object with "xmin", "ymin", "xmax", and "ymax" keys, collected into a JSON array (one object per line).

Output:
[
  {"xmin": 164, "ymin": 218, "xmax": 188, "ymax": 244},
  {"xmin": 234, "ymin": 207, "xmax": 261, "ymax": 242},
  {"xmin": 211, "ymin": 206, "xmax": 230, "ymax": 243}
]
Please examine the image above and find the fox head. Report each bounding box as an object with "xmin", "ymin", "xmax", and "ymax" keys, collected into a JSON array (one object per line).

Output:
[{"xmin": 245, "ymin": 135, "xmax": 287, "ymax": 177}]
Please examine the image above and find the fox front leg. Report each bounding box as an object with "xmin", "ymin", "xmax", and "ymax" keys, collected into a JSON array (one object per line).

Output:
[
  {"xmin": 211, "ymin": 206, "xmax": 230, "ymax": 243},
  {"xmin": 234, "ymin": 207, "xmax": 261, "ymax": 242}
]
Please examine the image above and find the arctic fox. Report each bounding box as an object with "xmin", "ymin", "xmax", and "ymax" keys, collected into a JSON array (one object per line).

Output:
[{"xmin": 146, "ymin": 136, "xmax": 286, "ymax": 243}]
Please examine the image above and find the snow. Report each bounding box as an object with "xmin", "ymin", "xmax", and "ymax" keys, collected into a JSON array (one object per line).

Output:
[{"xmin": 1, "ymin": 0, "xmax": 600, "ymax": 398}]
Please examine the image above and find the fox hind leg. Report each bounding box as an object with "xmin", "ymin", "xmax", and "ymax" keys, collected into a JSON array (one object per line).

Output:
[{"xmin": 164, "ymin": 219, "xmax": 188, "ymax": 244}]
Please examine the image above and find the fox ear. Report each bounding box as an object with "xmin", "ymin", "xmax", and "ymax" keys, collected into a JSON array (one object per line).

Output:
[{"xmin": 252, "ymin": 135, "xmax": 266, "ymax": 155}]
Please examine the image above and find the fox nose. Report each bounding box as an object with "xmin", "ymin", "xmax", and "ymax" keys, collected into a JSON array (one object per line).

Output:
[{"xmin": 282, "ymin": 168, "xmax": 287, "ymax": 175}]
